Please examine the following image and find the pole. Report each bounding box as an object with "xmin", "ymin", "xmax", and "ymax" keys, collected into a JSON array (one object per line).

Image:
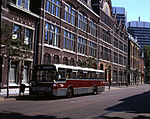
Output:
[{"xmin": 6, "ymin": 58, "xmax": 10, "ymax": 98}]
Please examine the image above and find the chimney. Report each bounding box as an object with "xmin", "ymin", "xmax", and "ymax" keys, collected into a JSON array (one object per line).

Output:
[{"xmin": 139, "ymin": 17, "xmax": 140, "ymax": 22}]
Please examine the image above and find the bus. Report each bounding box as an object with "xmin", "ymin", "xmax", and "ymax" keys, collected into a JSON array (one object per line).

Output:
[{"xmin": 30, "ymin": 64, "xmax": 105, "ymax": 97}]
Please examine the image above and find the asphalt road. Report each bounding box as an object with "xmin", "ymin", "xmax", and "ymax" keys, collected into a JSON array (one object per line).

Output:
[{"xmin": 0, "ymin": 85, "xmax": 150, "ymax": 119}]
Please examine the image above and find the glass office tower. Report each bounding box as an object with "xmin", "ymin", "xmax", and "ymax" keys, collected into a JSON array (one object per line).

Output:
[{"xmin": 127, "ymin": 21, "xmax": 150, "ymax": 48}]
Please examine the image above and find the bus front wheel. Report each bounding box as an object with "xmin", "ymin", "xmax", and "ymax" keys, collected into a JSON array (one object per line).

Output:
[{"xmin": 67, "ymin": 88, "xmax": 73, "ymax": 98}]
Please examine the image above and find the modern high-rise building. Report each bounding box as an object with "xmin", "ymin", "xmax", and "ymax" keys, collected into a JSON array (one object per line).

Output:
[
  {"xmin": 127, "ymin": 20, "xmax": 150, "ymax": 48},
  {"xmin": 112, "ymin": 7, "xmax": 127, "ymax": 28}
]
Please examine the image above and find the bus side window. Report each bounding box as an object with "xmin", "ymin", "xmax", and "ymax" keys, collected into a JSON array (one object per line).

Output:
[
  {"xmin": 66, "ymin": 69, "xmax": 70, "ymax": 79},
  {"xmin": 79, "ymin": 71, "xmax": 83, "ymax": 79},
  {"xmin": 58, "ymin": 68, "xmax": 66, "ymax": 81},
  {"xmin": 88, "ymin": 71, "xmax": 92, "ymax": 79},
  {"xmin": 72, "ymin": 72, "xmax": 76, "ymax": 79}
]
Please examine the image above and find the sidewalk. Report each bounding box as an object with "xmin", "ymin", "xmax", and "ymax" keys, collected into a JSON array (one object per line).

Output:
[
  {"xmin": 104, "ymin": 83, "xmax": 148, "ymax": 91},
  {"xmin": 0, "ymin": 88, "xmax": 29, "ymax": 102}
]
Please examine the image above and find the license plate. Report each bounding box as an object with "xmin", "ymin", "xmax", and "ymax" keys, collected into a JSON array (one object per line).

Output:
[{"xmin": 32, "ymin": 87, "xmax": 52, "ymax": 92}]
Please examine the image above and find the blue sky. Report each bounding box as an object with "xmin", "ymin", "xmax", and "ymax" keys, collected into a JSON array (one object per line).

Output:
[{"xmin": 111, "ymin": 0, "xmax": 150, "ymax": 22}]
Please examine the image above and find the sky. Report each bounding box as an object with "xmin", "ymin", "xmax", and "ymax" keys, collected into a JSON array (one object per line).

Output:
[{"xmin": 111, "ymin": 0, "xmax": 150, "ymax": 22}]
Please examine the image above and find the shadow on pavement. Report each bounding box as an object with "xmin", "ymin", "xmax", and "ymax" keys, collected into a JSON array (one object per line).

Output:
[
  {"xmin": 105, "ymin": 90, "xmax": 150, "ymax": 114},
  {"xmin": 0, "ymin": 111, "xmax": 72, "ymax": 119},
  {"xmin": 134, "ymin": 115, "xmax": 150, "ymax": 119},
  {"xmin": 95, "ymin": 116, "xmax": 125, "ymax": 119},
  {"xmin": 15, "ymin": 93, "xmax": 95, "ymax": 101},
  {"xmin": 97, "ymin": 115, "xmax": 150, "ymax": 119}
]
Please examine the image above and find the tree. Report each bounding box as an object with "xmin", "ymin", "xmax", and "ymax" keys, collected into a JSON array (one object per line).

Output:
[
  {"xmin": 1, "ymin": 21, "xmax": 29, "ymax": 97},
  {"xmin": 133, "ymin": 69, "xmax": 140, "ymax": 85},
  {"xmin": 123, "ymin": 66, "xmax": 131, "ymax": 86},
  {"xmin": 86, "ymin": 57, "xmax": 97, "ymax": 69},
  {"xmin": 143, "ymin": 46, "xmax": 150, "ymax": 82}
]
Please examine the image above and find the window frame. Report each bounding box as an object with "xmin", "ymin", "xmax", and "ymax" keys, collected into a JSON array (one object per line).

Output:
[
  {"xmin": 16, "ymin": 0, "xmax": 30, "ymax": 10},
  {"xmin": 64, "ymin": 3, "xmax": 75, "ymax": 25},
  {"xmin": 46, "ymin": 0, "xmax": 60, "ymax": 17}
]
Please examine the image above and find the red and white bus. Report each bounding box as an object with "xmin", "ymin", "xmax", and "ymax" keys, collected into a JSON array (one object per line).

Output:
[{"xmin": 30, "ymin": 64, "xmax": 105, "ymax": 97}]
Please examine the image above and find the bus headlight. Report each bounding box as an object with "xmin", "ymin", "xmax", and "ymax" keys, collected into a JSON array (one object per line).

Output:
[
  {"xmin": 53, "ymin": 84, "xmax": 57, "ymax": 87},
  {"xmin": 59, "ymin": 84, "xmax": 64, "ymax": 87}
]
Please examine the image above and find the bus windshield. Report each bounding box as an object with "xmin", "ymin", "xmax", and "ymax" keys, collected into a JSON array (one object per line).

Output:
[
  {"xmin": 33, "ymin": 65, "xmax": 57, "ymax": 82},
  {"xmin": 36, "ymin": 70, "xmax": 57, "ymax": 82}
]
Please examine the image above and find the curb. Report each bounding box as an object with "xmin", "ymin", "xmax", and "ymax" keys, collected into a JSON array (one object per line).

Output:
[
  {"xmin": 0, "ymin": 96, "xmax": 17, "ymax": 102},
  {"xmin": 0, "ymin": 97, "xmax": 4, "ymax": 102}
]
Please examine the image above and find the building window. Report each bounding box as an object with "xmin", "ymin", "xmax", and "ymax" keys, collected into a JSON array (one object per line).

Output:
[
  {"xmin": 102, "ymin": 29, "xmax": 111, "ymax": 43},
  {"xmin": 70, "ymin": 58, "xmax": 75, "ymax": 66},
  {"xmin": 101, "ymin": 46, "xmax": 104, "ymax": 59},
  {"xmin": 45, "ymin": 22, "xmax": 59, "ymax": 47},
  {"xmin": 9, "ymin": 62, "xmax": 18, "ymax": 84},
  {"xmin": 89, "ymin": 41, "xmax": 96, "ymax": 57},
  {"xmin": 53, "ymin": 55, "xmax": 59, "ymax": 64},
  {"xmin": 89, "ymin": 20, "xmax": 96, "ymax": 36},
  {"xmin": 124, "ymin": 57, "xmax": 127, "ymax": 66},
  {"xmin": 100, "ymin": 64, "xmax": 103, "ymax": 70},
  {"xmin": 44, "ymin": 53, "xmax": 51, "ymax": 64},
  {"xmin": 78, "ymin": 36, "xmax": 87, "ymax": 55},
  {"xmin": 22, "ymin": 62, "xmax": 30, "ymax": 84},
  {"xmin": 65, "ymin": 3, "xmax": 75, "ymax": 25},
  {"xmin": 114, "ymin": 52, "xmax": 118, "ymax": 64},
  {"xmin": 78, "ymin": 12, "xmax": 87, "ymax": 31},
  {"xmin": 114, "ymin": 38, "xmax": 118, "ymax": 48},
  {"xmin": 104, "ymin": 47, "xmax": 111, "ymax": 61},
  {"xmin": 64, "ymin": 31, "xmax": 74, "ymax": 51},
  {"xmin": 46, "ymin": 0, "xmax": 60, "ymax": 17},
  {"xmin": 63, "ymin": 57, "xmax": 68, "ymax": 65},
  {"xmin": 16, "ymin": 0, "xmax": 30, "ymax": 10},
  {"xmin": 24, "ymin": 28, "xmax": 33, "ymax": 50},
  {"xmin": 102, "ymin": 14, "xmax": 111, "ymax": 27},
  {"xmin": 13, "ymin": 24, "xmax": 21, "ymax": 40},
  {"xmin": 119, "ymin": 54, "xmax": 123, "ymax": 65},
  {"xmin": 119, "ymin": 41, "xmax": 123, "ymax": 51},
  {"xmin": 124, "ymin": 44, "xmax": 127, "ymax": 53},
  {"xmin": 113, "ymin": 70, "xmax": 117, "ymax": 82}
]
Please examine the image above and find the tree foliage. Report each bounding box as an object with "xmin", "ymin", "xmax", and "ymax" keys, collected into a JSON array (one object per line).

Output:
[
  {"xmin": 143, "ymin": 46, "xmax": 150, "ymax": 82},
  {"xmin": 1, "ymin": 21, "xmax": 29, "ymax": 59}
]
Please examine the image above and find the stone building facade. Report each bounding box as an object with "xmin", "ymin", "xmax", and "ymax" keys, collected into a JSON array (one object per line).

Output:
[
  {"xmin": 0, "ymin": 0, "xmax": 129, "ymax": 90},
  {"xmin": 37, "ymin": 0, "xmax": 128, "ymax": 86},
  {"xmin": 128, "ymin": 34, "xmax": 140, "ymax": 85},
  {"xmin": 1, "ymin": 0, "xmax": 39, "ymax": 89}
]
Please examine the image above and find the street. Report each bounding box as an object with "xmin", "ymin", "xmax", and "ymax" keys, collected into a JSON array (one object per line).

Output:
[{"xmin": 0, "ymin": 85, "xmax": 150, "ymax": 119}]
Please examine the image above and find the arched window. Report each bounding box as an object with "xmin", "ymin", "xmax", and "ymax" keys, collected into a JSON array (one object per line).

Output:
[
  {"xmin": 53, "ymin": 55, "xmax": 59, "ymax": 64},
  {"xmin": 70, "ymin": 58, "xmax": 75, "ymax": 66},
  {"xmin": 44, "ymin": 53, "xmax": 51, "ymax": 64},
  {"xmin": 100, "ymin": 64, "xmax": 103, "ymax": 70},
  {"xmin": 63, "ymin": 57, "xmax": 68, "ymax": 65},
  {"xmin": 82, "ymin": 61, "xmax": 86, "ymax": 67}
]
